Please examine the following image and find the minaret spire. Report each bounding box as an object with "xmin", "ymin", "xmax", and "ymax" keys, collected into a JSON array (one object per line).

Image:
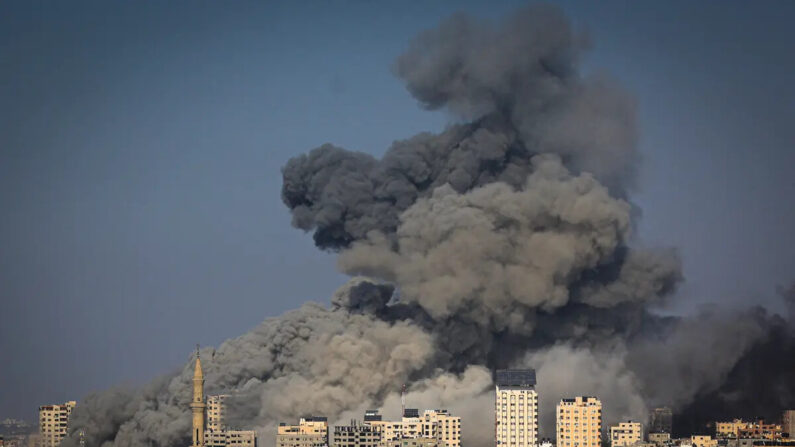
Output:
[{"xmin": 190, "ymin": 346, "xmax": 206, "ymax": 447}]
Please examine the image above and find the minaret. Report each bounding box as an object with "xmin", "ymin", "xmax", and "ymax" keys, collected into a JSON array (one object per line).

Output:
[{"xmin": 190, "ymin": 346, "xmax": 206, "ymax": 447}]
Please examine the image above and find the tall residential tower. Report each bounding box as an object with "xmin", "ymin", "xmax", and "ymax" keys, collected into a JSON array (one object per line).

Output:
[{"xmin": 495, "ymin": 369, "xmax": 539, "ymax": 447}]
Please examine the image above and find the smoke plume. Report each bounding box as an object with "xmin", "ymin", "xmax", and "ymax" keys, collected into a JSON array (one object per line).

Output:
[{"xmin": 63, "ymin": 5, "xmax": 793, "ymax": 447}]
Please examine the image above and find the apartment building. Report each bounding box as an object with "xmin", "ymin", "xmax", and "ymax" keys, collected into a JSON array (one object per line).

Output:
[
  {"xmin": 204, "ymin": 394, "xmax": 257, "ymax": 447},
  {"xmin": 277, "ymin": 417, "xmax": 329, "ymax": 447},
  {"xmin": 38, "ymin": 401, "xmax": 76, "ymax": 447},
  {"xmin": 611, "ymin": 421, "xmax": 642, "ymax": 447},
  {"xmin": 495, "ymin": 369, "xmax": 539, "ymax": 447},
  {"xmin": 332, "ymin": 420, "xmax": 381, "ymax": 447},
  {"xmin": 557, "ymin": 397, "xmax": 602, "ymax": 447}
]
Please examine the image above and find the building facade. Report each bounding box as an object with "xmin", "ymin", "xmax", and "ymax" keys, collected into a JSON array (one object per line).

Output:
[
  {"xmin": 495, "ymin": 369, "xmax": 539, "ymax": 447},
  {"xmin": 205, "ymin": 394, "xmax": 257, "ymax": 447},
  {"xmin": 648, "ymin": 433, "xmax": 670, "ymax": 445},
  {"xmin": 362, "ymin": 409, "xmax": 460, "ymax": 447},
  {"xmin": 717, "ymin": 421, "xmax": 751, "ymax": 439},
  {"xmin": 738, "ymin": 421, "xmax": 783, "ymax": 440},
  {"xmin": 691, "ymin": 436, "xmax": 717, "ymax": 447},
  {"xmin": 38, "ymin": 401, "xmax": 76, "ymax": 447},
  {"xmin": 556, "ymin": 397, "xmax": 602, "ymax": 447},
  {"xmin": 277, "ymin": 417, "xmax": 329, "ymax": 447},
  {"xmin": 420, "ymin": 410, "xmax": 460, "ymax": 447},
  {"xmin": 332, "ymin": 420, "xmax": 381, "ymax": 447},
  {"xmin": 611, "ymin": 421, "xmax": 642, "ymax": 447}
]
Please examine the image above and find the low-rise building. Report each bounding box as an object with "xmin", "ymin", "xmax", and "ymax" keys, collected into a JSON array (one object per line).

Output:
[
  {"xmin": 611, "ymin": 421, "xmax": 643, "ymax": 447},
  {"xmin": 204, "ymin": 394, "xmax": 257, "ymax": 447},
  {"xmin": 649, "ymin": 433, "xmax": 671, "ymax": 445},
  {"xmin": 717, "ymin": 421, "xmax": 751, "ymax": 439},
  {"xmin": 738, "ymin": 421, "xmax": 783, "ymax": 440},
  {"xmin": 277, "ymin": 417, "xmax": 329, "ymax": 447},
  {"xmin": 333, "ymin": 420, "xmax": 381, "ymax": 447},
  {"xmin": 692, "ymin": 435, "xmax": 718, "ymax": 447},
  {"xmin": 363, "ymin": 409, "xmax": 460, "ymax": 447},
  {"xmin": 379, "ymin": 437, "xmax": 438, "ymax": 447}
]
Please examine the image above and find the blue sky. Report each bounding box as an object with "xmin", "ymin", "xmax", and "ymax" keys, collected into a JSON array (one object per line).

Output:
[{"xmin": 1, "ymin": 0, "xmax": 793, "ymax": 419}]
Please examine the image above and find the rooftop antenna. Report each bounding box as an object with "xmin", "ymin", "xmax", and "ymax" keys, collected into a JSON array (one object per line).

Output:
[{"xmin": 401, "ymin": 384, "xmax": 406, "ymax": 418}]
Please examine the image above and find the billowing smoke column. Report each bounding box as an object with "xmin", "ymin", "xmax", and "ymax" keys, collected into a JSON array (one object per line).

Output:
[{"xmin": 63, "ymin": 5, "xmax": 794, "ymax": 447}]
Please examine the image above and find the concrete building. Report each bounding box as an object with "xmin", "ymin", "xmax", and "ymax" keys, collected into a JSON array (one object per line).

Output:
[
  {"xmin": 379, "ymin": 438, "xmax": 438, "ymax": 447},
  {"xmin": 611, "ymin": 421, "xmax": 642, "ymax": 447},
  {"xmin": 649, "ymin": 409, "xmax": 673, "ymax": 435},
  {"xmin": 556, "ymin": 397, "xmax": 602, "ymax": 447},
  {"xmin": 332, "ymin": 420, "xmax": 381, "ymax": 447},
  {"xmin": 205, "ymin": 395, "xmax": 257, "ymax": 447},
  {"xmin": 691, "ymin": 436, "xmax": 717, "ymax": 447},
  {"xmin": 717, "ymin": 421, "xmax": 750, "ymax": 439},
  {"xmin": 420, "ymin": 410, "xmax": 460, "ymax": 447},
  {"xmin": 362, "ymin": 409, "xmax": 460, "ymax": 447},
  {"xmin": 38, "ymin": 401, "xmax": 76, "ymax": 447},
  {"xmin": 495, "ymin": 369, "xmax": 539, "ymax": 447},
  {"xmin": 648, "ymin": 433, "xmax": 671, "ymax": 445},
  {"xmin": 783, "ymin": 411, "xmax": 795, "ymax": 439},
  {"xmin": 738, "ymin": 421, "xmax": 783, "ymax": 440},
  {"xmin": 277, "ymin": 417, "xmax": 329, "ymax": 447}
]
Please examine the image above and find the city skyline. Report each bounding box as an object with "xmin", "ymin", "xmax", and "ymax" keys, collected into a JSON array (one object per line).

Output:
[{"xmin": 0, "ymin": 1, "xmax": 793, "ymax": 446}]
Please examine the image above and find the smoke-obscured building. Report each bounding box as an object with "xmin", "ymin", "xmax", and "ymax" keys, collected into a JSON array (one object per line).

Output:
[
  {"xmin": 332, "ymin": 420, "xmax": 381, "ymax": 447},
  {"xmin": 649, "ymin": 408, "xmax": 673, "ymax": 435},
  {"xmin": 38, "ymin": 401, "xmax": 76, "ymax": 447},
  {"xmin": 557, "ymin": 397, "xmax": 602, "ymax": 447},
  {"xmin": 783, "ymin": 411, "xmax": 795, "ymax": 439},
  {"xmin": 495, "ymin": 369, "xmax": 539, "ymax": 447},
  {"xmin": 648, "ymin": 432, "xmax": 671, "ymax": 445},
  {"xmin": 277, "ymin": 417, "xmax": 329, "ymax": 447},
  {"xmin": 611, "ymin": 421, "xmax": 642, "ymax": 447},
  {"xmin": 205, "ymin": 394, "xmax": 257, "ymax": 447}
]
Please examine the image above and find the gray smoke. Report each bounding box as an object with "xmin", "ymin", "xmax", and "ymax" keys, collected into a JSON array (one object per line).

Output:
[{"xmin": 62, "ymin": 5, "xmax": 792, "ymax": 447}]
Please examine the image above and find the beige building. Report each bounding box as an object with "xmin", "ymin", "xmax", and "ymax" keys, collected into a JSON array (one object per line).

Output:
[
  {"xmin": 611, "ymin": 421, "xmax": 642, "ymax": 447},
  {"xmin": 717, "ymin": 421, "xmax": 750, "ymax": 439},
  {"xmin": 39, "ymin": 400, "xmax": 76, "ymax": 447},
  {"xmin": 363, "ymin": 409, "xmax": 460, "ymax": 447},
  {"xmin": 333, "ymin": 420, "xmax": 382, "ymax": 447},
  {"xmin": 277, "ymin": 417, "xmax": 329, "ymax": 447},
  {"xmin": 648, "ymin": 433, "xmax": 670, "ymax": 445},
  {"xmin": 205, "ymin": 394, "xmax": 257, "ymax": 447},
  {"xmin": 420, "ymin": 410, "xmax": 460, "ymax": 447},
  {"xmin": 557, "ymin": 397, "xmax": 602, "ymax": 447},
  {"xmin": 691, "ymin": 436, "xmax": 717, "ymax": 447},
  {"xmin": 379, "ymin": 438, "xmax": 438, "ymax": 447},
  {"xmin": 495, "ymin": 370, "xmax": 539, "ymax": 447},
  {"xmin": 191, "ymin": 351, "xmax": 206, "ymax": 447}
]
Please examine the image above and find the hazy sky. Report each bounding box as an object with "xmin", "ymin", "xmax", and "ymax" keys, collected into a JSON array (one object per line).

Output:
[{"xmin": 1, "ymin": 1, "xmax": 793, "ymax": 420}]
